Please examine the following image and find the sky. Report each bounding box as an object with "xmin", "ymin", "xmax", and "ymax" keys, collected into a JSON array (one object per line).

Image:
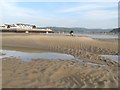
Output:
[{"xmin": 0, "ymin": 0, "xmax": 119, "ymax": 29}]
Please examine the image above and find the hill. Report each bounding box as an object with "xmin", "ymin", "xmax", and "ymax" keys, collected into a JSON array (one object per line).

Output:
[
  {"xmin": 39, "ymin": 27, "xmax": 112, "ymax": 33},
  {"xmin": 110, "ymin": 28, "xmax": 120, "ymax": 33}
]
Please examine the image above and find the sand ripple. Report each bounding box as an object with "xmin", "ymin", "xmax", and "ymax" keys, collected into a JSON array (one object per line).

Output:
[{"xmin": 2, "ymin": 58, "xmax": 119, "ymax": 88}]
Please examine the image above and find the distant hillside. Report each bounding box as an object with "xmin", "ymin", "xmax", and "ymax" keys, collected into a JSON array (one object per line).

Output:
[
  {"xmin": 39, "ymin": 27, "xmax": 112, "ymax": 33},
  {"xmin": 110, "ymin": 28, "xmax": 120, "ymax": 33}
]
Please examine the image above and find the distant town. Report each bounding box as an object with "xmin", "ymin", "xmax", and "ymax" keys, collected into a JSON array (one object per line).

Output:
[
  {"xmin": 0, "ymin": 23, "xmax": 53, "ymax": 33},
  {"xmin": 0, "ymin": 23, "xmax": 119, "ymax": 34}
]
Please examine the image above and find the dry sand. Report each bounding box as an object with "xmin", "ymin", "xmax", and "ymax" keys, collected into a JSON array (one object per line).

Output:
[{"xmin": 1, "ymin": 33, "xmax": 119, "ymax": 88}]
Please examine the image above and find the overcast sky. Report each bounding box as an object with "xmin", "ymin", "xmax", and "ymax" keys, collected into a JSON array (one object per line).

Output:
[{"xmin": 0, "ymin": 0, "xmax": 119, "ymax": 29}]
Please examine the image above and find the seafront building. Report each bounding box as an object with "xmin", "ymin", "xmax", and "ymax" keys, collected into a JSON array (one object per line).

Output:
[{"xmin": 0, "ymin": 23, "xmax": 53, "ymax": 33}]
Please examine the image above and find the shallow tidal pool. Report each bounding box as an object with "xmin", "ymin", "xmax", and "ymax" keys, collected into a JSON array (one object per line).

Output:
[
  {"xmin": 0, "ymin": 50, "xmax": 75, "ymax": 62},
  {"xmin": 101, "ymin": 55, "xmax": 118, "ymax": 63}
]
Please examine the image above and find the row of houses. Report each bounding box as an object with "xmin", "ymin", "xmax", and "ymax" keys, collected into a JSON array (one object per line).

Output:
[{"xmin": 0, "ymin": 24, "xmax": 53, "ymax": 33}]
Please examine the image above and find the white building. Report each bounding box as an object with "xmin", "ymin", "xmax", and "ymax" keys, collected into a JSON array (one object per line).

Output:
[
  {"xmin": 15, "ymin": 24, "xmax": 35, "ymax": 30},
  {"xmin": 0, "ymin": 24, "xmax": 9, "ymax": 29},
  {"xmin": 0, "ymin": 23, "xmax": 53, "ymax": 33},
  {"xmin": 0, "ymin": 24, "xmax": 36, "ymax": 29}
]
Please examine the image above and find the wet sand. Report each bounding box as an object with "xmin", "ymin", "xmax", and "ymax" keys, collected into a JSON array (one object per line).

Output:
[
  {"xmin": 2, "ymin": 33, "xmax": 118, "ymax": 66},
  {"xmin": 1, "ymin": 33, "xmax": 119, "ymax": 88},
  {"xmin": 2, "ymin": 58, "xmax": 119, "ymax": 88}
]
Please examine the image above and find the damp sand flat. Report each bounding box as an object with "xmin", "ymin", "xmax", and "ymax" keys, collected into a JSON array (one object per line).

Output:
[
  {"xmin": 2, "ymin": 58, "xmax": 119, "ymax": 88},
  {"xmin": 1, "ymin": 33, "xmax": 119, "ymax": 88},
  {"xmin": 1, "ymin": 33, "xmax": 118, "ymax": 53},
  {"xmin": 1, "ymin": 33, "xmax": 118, "ymax": 66}
]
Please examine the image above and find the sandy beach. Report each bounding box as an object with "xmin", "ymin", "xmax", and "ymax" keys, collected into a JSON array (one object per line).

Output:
[
  {"xmin": 1, "ymin": 33, "xmax": 119, "ymax": 88},
  {"xmin": 2, "ymin": 58, "xmax": 119, "ymax": 88}
]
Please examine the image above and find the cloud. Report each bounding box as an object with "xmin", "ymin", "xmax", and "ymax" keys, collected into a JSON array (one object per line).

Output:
[
  {"xmin": 0, "ymin": 0, "xmax": 118, "ymax": 28},
  {"xmin": 83, "ymin": 10, "xmax": 117, "ymax": 20},
  {"xmin": 0, "ymin": 0, "xmax": 37, "ymax": 18},
  {"xmin": 59, "ymin": 2, "xmax": 118, "ymax": 22},
  {"xmin": 60, "ymin": 3, "xmax": 117, "ymax": 13},
  {"xmin": 0, "ymin": 0, "xmax": 53, "ymax": 25},
  {"xmin": 2, "ymin": 0, "xmax": 119, "ymax": 2}
]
